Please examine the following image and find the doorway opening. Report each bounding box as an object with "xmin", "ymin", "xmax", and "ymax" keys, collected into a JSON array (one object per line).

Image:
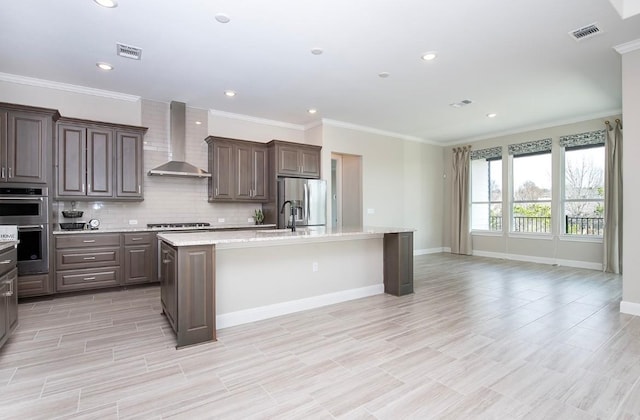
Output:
[{"xmin": 331, "ymin": 153, "xmax": 363, "ymax": 229}]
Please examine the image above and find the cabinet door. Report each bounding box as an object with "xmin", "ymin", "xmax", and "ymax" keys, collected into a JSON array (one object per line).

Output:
[
  {"xmin": 7, "ymin": 111, "xmax": 49, "ymax": 184},
  {"xmin": 116, "ymin": 131, "xmax": 143, "ymax": 198},
  {"xmin": 0, "ymin": 111, "xmax": 6, "ymax": 181},
  {"xmin": 252, "ymin": 145, "xmax": 268, "ymax": 200},
  {"xmin": 211, "ymin": 141, "xmax": 234, "ymax": 200},
  {"xmin": 276, "ymin": 145, "xmax": 302, "ymax": 176},
  {"xmin": 160, "ymin": 242, "xmax": 177, "ymax": 331},
  {"xmin": 86, "ymin": 128, "xmax": 113, "ymax": 197},
  {"xmin": 235, "ymin": 143, "xmax": 252, "ymax": 199},
  {"xmin": 6, "ymin": 268, "xmax": 18, "ymax": 333},
  {"xmin": 124, "ymin": 245, "xmax": 153, "ymax": 284},
  {"xmin": 57, "ymin": 124, "xmax": 86, "ymax": 196},
  {"xmin": 0, "ymin": 276, "xmax": 7, "ymax": 348},
  {"xmin": 300, "ymin": 147, "xmax": 321, "ymax": 178}
]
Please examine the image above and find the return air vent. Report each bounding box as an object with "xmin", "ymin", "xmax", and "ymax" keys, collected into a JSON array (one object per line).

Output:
[
  {"xmin": 569, "ymin": 23, "xmax": 601, "ymax": 41},
  {"xmin": 449, "ymin": 99, "xmax": 473, "ymax": 108},
  {"xmin": 116, "ymin": 43, "xmax": 143, "ymax": 60}
]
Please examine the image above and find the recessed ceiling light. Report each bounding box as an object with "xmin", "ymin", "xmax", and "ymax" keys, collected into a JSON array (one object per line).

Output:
[
  {"xmin": 310, "ymin": 48, "xmax": 323, "ymax": 55},
  {"xmin": 486, "ymin": 113, "xmax": 497, "ymax": 118},
  {"xmin": 421, "ymin": 52, "xmax": 438, "ymax": 61},
  {"xmin": 94, "ymin": 0, "xmax": 118, "ymax": 8},
  {"xmin": 378, "ymin": 72, "xmax": 390, "ymax": 78},
  {"xmin": 195, "ymin": 121, "xmax": 202, "ymax": 125},
  {"xmin": 307, "ymin": 108, "xmax": 317, "ymax": 114},
  {"xmin": 96, "ymin": 62, "xmax": 113, "ymax": 71},
  {"xmin": 224, "ymin": 90, "xmax": 236, "ymax": 97},
  {"xmin": 215, "ymin": 13, "xmax": 231, "ymax": 23}
]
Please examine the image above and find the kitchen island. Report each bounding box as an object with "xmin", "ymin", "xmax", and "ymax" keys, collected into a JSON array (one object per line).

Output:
[{"xmin": 157, "ymin": 227, "xmax": 414, "ymax": 348}]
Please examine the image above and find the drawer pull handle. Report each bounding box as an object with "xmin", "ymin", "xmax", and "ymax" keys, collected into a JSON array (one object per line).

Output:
[
  {"xmin": 84, "ymin": 277, "xmax": 96, "ymax": 281},
  {"xmin": 162, "ymin": 259, "xmax": 171, "ymax": 264},
  {"xmin": 2, "ymin": 291, "xmax": 12, "ymax": 297},
  {"xmin": 131, "ymin": 238, "xmax": 143, "ymax": 241},
  {"xmin": 83, "ymin": 257, "xmax": 96, "ymax": 260},
  {"xmin": 0, "ymin": 259, "xmax": 12, "ymax": 264},
  {"xmin": 83, "ymin": 240, "xmax": 96, "ymax": 243}
]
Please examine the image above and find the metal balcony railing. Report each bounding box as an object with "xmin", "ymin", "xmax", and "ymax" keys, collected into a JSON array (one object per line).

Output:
[
  {"xmin": 565, "ymin": 216, "xmax": 604, "ymax": 236},
  {"xmin": 513, "ymin": 216, "xmax": 551, "ymax": 233}
]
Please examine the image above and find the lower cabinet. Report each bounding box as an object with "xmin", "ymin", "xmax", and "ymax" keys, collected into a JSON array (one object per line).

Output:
[
  {"xmin": 383, "ymin": 232, "xmax": 414, "ymax": 296},
  {"xmin": 0, "ymin": 244, "xmax": 18, "ymax": 349},
  {"xmin": 160, "ymin": 241, "xmax": 215, "ymax": 348},
  {"xmin": 123, "ymin": 233, "xmax": 155, "ymax": 284},
  {"xmin": 17, "ymin": 273, "xmax": 52, "ymax": 298}
]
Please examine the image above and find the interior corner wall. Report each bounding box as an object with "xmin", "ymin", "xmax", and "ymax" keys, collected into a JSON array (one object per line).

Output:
[
  {"xmin": 0, "ymin": 80, "xmax": 142, "ymax": 125},
  {"xmin": 621, "ymin": 48, "xmax": 640, "ymax": 309},
  {"xmin": 320, "ymin": 124, "xmax": 444, "ymax": 252}
]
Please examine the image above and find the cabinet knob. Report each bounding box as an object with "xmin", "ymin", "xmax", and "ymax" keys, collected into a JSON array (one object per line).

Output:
[
  {"xmin": 162, "ymin": 259, "xmax": 171, "ymax": 264},
  {"xmin": 1, "ymin": 167, "xmax": 5, "ymax": 178},
  {"xmin": 8, "ymin": 167, "xmax": 12, "ymax": 178},
  {"xmin": 1, "ymin": 291, "xmax": 12, "ymax": 297}
]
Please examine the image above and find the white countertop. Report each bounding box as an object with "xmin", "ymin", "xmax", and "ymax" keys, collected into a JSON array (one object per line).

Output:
[
  {"xmin": 52, "ymin": 223, "xmax": 277, "ymax": 235},
  {"xmin": 157, "ymin": 226, "xmax": 414, "ymax": 249}
]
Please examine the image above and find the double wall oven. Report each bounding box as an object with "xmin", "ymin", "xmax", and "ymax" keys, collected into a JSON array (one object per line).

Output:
[{"xmin": 0, "ymin": 187, "xmax": 49, "ymax": 275}]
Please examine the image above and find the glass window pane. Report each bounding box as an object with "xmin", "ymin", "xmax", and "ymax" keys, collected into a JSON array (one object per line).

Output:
[
  {"xmin": 472, "ymin": 203, "xmax": 502, "ymax": 231},
  {"xmin": 513, "ymin": 153, "xmax": 551, "ymax": 201},
  {"xmin": 564, "ymin": 202, "xmax": 604, "ymax": 235},
  {"xmin": 490, "ymin": 160, "xmax": 502, "ymax": 202},
  {"xmin": 512, "ymin": 202, "xmax": 551, "ymax": 233},
  {"xmin": 471, "ymin": 160, "xmax": 489, "ymax": 202},
  {"xmin": 565, "ymin": 146, "xmax": 604, "ymax": 200}
]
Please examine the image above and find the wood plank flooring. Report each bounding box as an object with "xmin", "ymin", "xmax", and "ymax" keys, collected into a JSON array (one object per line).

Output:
[{"xmin": 1, "ymin": 253, "xmax": 638, "ymax": 419}]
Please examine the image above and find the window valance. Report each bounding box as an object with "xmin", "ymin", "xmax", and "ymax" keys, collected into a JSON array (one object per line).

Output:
[
  {"xmin": 508, "ymin": 138, "xmax": 552, "ymax": 156},
  {"xmin": 559, "ymin": 129, "xmax": 605, "ymax": 148},
  {"xmin": 470, "ymin": 146, "xmax": 502, "ymax": 160}
]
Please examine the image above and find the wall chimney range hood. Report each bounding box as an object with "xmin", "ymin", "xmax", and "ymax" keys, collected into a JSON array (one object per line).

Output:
[{"xmin": 148, "ymin": 101, "xmax": 211, "ymax": 178}]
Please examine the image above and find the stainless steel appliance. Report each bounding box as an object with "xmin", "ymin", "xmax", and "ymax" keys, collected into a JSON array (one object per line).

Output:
[
  {"xmin": 0, "ymin": 187, "xmax": 49, "ymax": 275},
  {"xmin": 277, "ymin": 178, "xmax": 327, "ymax": 229}
]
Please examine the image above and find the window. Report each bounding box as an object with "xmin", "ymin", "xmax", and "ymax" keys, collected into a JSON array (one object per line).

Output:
[
  {"xmin": 510, "ymin": 138, "xmax": 552, "ymax": 233},
  {"xmin": 471, "ymin": 156, "xmax": 502, "ymax": 231},
  {"xmin": 563, "ymin": 144, "xmax": 604, "ymax": 235}
]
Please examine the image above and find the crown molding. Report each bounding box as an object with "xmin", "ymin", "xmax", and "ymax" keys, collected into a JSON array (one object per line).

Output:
[
  {"xmin": 442, "ymin": 108, "xmax": 622, "ymax": 145},
  {"xmin": 614, "ymin": 38, "xmax": 640, "ymax": 54},
  {"xmin": 321, "ymin": 118, "xmax": 436, "ymax": 145},
  {"xmin": 209, "ymin": 109, "xmax": 306, "ymax": 131},
  {"xmin": 0, "ymin": 72, "xmax": 141, "ymax": 102}
]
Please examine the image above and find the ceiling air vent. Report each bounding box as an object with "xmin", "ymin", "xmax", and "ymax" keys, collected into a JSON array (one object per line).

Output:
[
  {"xmin": 569, "ymin": 23, "xmax": 601, "ymax": 41},
  {"xmin": 449, "ymin": 99, "xmax": 473, "ymax": 108},
  {"xmin": 116, "ymin": 43, "xmax": 143, "ymax": 60}
]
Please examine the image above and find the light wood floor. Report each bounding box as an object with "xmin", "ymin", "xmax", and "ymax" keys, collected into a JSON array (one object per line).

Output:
[{"xmin": 1, "ymin": 253, "xmax": 638, "ymax": 419}]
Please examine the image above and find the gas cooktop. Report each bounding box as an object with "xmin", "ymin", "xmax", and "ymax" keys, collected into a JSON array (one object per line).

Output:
[{"xmin": 146, "ymin": 222, "xmax": 211, "ymax": 228}]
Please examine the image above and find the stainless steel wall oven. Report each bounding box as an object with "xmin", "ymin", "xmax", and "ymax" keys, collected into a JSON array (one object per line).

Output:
[{"xmin": 0, "ymin": 187, "xmax": 49, "ymax": 275}]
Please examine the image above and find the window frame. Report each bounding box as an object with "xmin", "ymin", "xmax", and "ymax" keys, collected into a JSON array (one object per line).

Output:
[
  {"xmin": 470, "ymin": 156, "xmax": 503, "ymax": 233},
  {"xmin": 510, "ymin": 150, "xmax": 553, "ymax": 236}
]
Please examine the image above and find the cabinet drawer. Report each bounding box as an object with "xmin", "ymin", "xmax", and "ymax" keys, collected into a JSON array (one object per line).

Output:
[
  {"xmin": 56, "ymin": 268, "xmax": 120, "ymax": 292},
  {"xmin": 56, "ymin": 233, "xmax": 121, "ymax": 249},
  {"xmin": 0, "ymin": 247, "xmax": 17, "ymax": 277},
  {"xmin": 56, "ymin": 247, "xmax": 120, "ymax": 270},
  {"xmin": 17, "ymin": 273, "xmax": 51, "ymax": 297},
  {"xmin": 123, "ymin": 232, "xmax": 153, "ymax": 245}
]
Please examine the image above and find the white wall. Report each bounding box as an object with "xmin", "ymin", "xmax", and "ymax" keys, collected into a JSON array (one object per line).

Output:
[
  {"xmin": 444, "ymin": 116, "xmax": 619, "ymax": 269},
  {"xmin": 208, "ymin": 111, "xmax": 306, "ymax": 144},
  {"xmin": 0, "ymin": 78, "xmax": 141, "ymax": 125},
  {"xmin": 621, "ymin": 47, "xmax": 640, "ymax": 313},
  {"xmin": 321, "ymin": 124, "xmax": 444, "ymax": 253}
]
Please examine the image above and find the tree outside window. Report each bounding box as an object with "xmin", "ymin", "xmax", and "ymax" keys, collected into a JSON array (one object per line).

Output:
[
  {"xmin": 563, "ymin": 145, "xmax": 604, "ymax": 235},
  {"xmin": 512, "ymin": 152, "xmax": 552, "ymax": 233}
]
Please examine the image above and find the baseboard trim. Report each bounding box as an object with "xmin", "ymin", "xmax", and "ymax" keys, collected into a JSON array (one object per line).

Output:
[
  {"xmin": 620, "ymin": 301, "xmax": 640, "ymax": 316},
  {"xmin": 472, "ymin": 250, "xmax": 603, "ymax": 271},
  {"xmin": 216, "ymin": 284, "xmax": 384, "ymax": 329},
  {"xmin": 414, "ymin": 247, "xmax": 448, "ymax": 256}
]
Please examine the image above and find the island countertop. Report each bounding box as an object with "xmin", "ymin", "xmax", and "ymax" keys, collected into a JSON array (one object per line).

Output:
[{"xmin": 157, "ymin": 226, "xmax": 415, "ymax": 248}]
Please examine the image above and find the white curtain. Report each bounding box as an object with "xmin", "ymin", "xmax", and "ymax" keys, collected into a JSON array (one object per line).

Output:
[
  {"xmin": 451, "ymin": 146, "xmax": 471, "ymax": 255},
  {"xmin": 604, "ymin": 120, "xmax": 623, "ymax": 273}
]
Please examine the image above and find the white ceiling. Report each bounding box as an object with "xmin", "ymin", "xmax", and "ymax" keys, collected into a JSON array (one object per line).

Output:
[{"xmin": 2, "ymin": 0, "xmax": 640, "ymax": 144}]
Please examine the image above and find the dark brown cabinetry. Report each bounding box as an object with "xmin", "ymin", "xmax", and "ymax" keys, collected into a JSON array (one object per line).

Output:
[
  {"xmin": 55, "ymin": 233, "xmax": 121, "ymax": 292},
  {"xmin": 0, "ymin": 244, "xmax": 18, "ymax": 349},
  {"xmin": 17, "ymin": 273, "xmax": 51, "ymax": 298},
  {"xmin": 0, "ymin": 103, "xmax": 58, "ymax": 184},
  {"xmin": 383, "ymin": 232, "xmax": 414, "ymax": 296},
  {"xmin": 268, "ymin": 140, "xmax": 321, "ymax": 179},
  {"xmin": 206, "ymin": 136, "xmax": 269, "ymax": 202},
  {"xmin": 55, "ymin": 118, "xmax": 146, "ymax": 200},
  {"xmin": 123, "ymin": 232, "xmax": 155, "ymax": 284},
  {"xmin": 159, "ymin": 241, "xmax": 215, "ymax": 348}
]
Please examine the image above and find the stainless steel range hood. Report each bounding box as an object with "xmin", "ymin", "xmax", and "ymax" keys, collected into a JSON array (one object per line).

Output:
[{"xmin": 148, "ymin": 101, "xmax": 211, "ymax": 178}]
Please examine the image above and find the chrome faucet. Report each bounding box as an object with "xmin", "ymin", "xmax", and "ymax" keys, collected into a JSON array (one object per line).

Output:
[{"xmin": 280, "ymin": 200, "xmax": 303, "ymax": 232}]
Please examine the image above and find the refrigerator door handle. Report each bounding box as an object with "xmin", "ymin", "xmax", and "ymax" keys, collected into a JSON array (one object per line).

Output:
[{"xmin": 305, "ymin": 183, "xmax": 310, "ymax": 222}]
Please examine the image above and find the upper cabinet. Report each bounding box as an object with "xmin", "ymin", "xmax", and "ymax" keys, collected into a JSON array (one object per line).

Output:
[
  {"xmin": 0, "ymin": 103, "xmax": 58, "ymax": 185},
  {"xmin": 268, "ymin": 140, "xmax": 321, "ymax": 178},
  {"xmin": 55, "ymin": 118, "xmax": 146, "ymax": 201},
  {"xmin": 205, "ymin": 136, "xmax": 268, "ymax": 202}
]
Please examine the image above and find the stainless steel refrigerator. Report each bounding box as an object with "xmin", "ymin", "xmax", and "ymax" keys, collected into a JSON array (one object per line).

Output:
[{"xmin": 277, "ymin": 178, "xmax": 327, "ymax": 229}]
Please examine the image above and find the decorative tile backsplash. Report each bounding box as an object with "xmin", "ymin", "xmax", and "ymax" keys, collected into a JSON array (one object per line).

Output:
[{"xmin": 54, "ymin": 100, "xmax": 260, "ymax": 228}]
